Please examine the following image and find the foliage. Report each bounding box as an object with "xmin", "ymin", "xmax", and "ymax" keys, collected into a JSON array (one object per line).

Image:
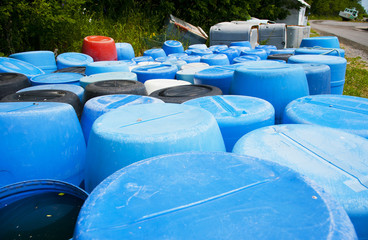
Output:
[
  {"xmin": 309, "ymin": 0, "xmax": 367, "ymax": 18},
  {"xmin": 344, "ymin": 57, "xmax": 368, "ymax": 98}
]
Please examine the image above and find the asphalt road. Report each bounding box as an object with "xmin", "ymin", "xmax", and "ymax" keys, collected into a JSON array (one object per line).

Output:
[{"xmin": 309, "ymin": 20, "xmax": 368, "ymax": 52}]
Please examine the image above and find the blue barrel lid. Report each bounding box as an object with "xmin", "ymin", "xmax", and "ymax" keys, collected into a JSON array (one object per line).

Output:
[
  {"xmin": 176, "ymin": 66, "xmax": 211, "ymax": 84},
  {"xmin": 162, "ymin": 40, "xmax": 184, "ymax": 55},
  {"xmin": 75, "ymin": 151, "xmax": 356, "ymax": 239},
  {"xmin": 188, "ymin": 44, "xmax": 208, "ymax": 49},
  {"xmin": 80, "ymin": 72, "xmax": 137, "ymax": 88},
  {"xmin": 9, "ymin": 50, "xmax": 57, "ymax": 73},
  {"xmin": 18, "ymin": 84, "xmax": 85, "ymax": 102},
  {"xmin": 209, "ymin": 45, "xmax": 228, "ymax": 52},
  {"xmin": 241, "ymin": 49, "xmax": 268, "ymax": 60},
  {"xmin": 131, "ymin": 64, "xmax": 178, "ymax": 83},
  {"xmin": 269, "ymin": 48, "xmax": 296, "ymax": 55},
  {"xmin": 284, "ymin": 95, "xmax": 368, "ymax": 138},
  {"xmin": 233, "ymin": 55, "xmax": 261, "ymax": 63},
  {"xmin": 132, "ymin": 56, "xmax": 154, "ymax": 63},
  {"xmin": 179, "ymin": 55, "xmax": 201, "ymax": 63},
  {"xmin": 168, "ymin": 53, "xmax": 188, "ymax": 59},
  {"xmin": 230, "ymin": 41, "xmax": 252, "ymax": 48},
  {"xmin": 295, "ymin": 47, "xmax": 345, "ymax": 57},
  {"xmin": 233, "ymin": 60, "xmax": 284, "ymax": 68},
  {"xmin": 233, "ymin": 124, "xmax": 368, "ymax": 238},
  {"xmin": 200, "ymin": 54, "xmax": 230, "ymax": 66},
  {"xmin": 154, "ymin": 56, "xmax": 176, "ymax": 63},
  {"xmin": 300, "ymin": 36, "xmax": 340, "ymax": 49},
  {"xmin": 0, "ymin": 57, "xmax": 45, "ymax": 79},
  {"xmin": 143, "ymin": 48, "xmax": 167, "ymax": 59},
  {"xmin": 162, "ymin": 59, "xmax": 186, "ymax": 70},
  {"xmin": 56, "ymin": 52, "xmax": 93, "ymax": 69},
  {"xmin": 194, "ymin": 66, "xmax": 234, "ymax": 79},
  {"xmin": 190, "ymin": 48, "xmax": 213, "ymax": 56},
  {"xmin": 30, "ymin": 72, "xmax": 83, "ymax": 85},
  {"xmin": 216, "ymin": 48, "xmax": 240, "ymax": 63},
  {"xmin": 0, "ymin": 179, "xmax": 87, "ymax": 239},
  {"xmin": 115, "ymin": 42, "xmax": 135, "ymax": 60},
  {"xmin": 255, "ymin": 45, "xmax": 277, "ymax": 55},
  {"xmin": 85, "ymin": 61, "xmax": 130, "ymax": 75}
]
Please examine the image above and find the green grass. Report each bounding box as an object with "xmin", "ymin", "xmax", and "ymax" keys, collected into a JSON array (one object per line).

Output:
[
  {"xmin": 308, "ymin": 15, "xmax": 343, "ymax": 21},
  {"xmin": 343, "ymin": 57, "xmax": 368, "ymax": 98}
]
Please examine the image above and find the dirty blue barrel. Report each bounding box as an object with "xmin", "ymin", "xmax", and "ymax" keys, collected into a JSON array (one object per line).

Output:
[
  {"xmin": 190, "ymin": 48, "xmax": 213, "ymax": 56},
  {"xmin": 269, "ymin": 48, "xmax": 295, "ymax": 55},
  {"xmin": 209, "ymin": 44, "xmax": 228, "ymax": 52},
  {"xmin": 168, "ymin": 53, "xmax": 188, "ymax": 59},
  {"xmin": 193, "ymin": 67, "xmax": 234, "ymax": 94},
  {"xmin": 81, "ymin": 95, "xmax": 164, "ymax": 144},
  {"xmin": 216, "ymin": 48, "xmax": 240, "ymax": 63},
  {"xmin": 144, "ymin": 48, "xmax": 167, "ymax": 60},
  {"xmin": 298, "ymin": 64, "xmax": 331, "ymax": 95},
  {"xmin": 183, "ymin": 95, "xmax": 275, "ymax": 151},
  {"xmin": 85, "ymin": 61, "xmax": 129, "ymax": 75},
  {"xmin": 56, "ymin": 52, "xmax": 93, "ymax": 70},
  {"xmin": 230, "ymin": 41, "xmax": 252, "ymax": 48},
  {"xmin": 233, "ymin": 55, "xmax": 260, "ymax": 64},
  {"xmin": 30, "ymin": 72, "xmax": 84, "ymax": 86},
  {"xmin": 188, "ymin": 44, "xmax": 208, "ymax": 50},
  {"xmin": 255, "ymin": 45, "xmax": 277, "ymax": 55},
  {"xmin": 231, "ymin": 64, "xmax": 308, "ymax": 123},
  {"xmin": 74, "ymin": 151, "xmax": 356, "ymax": 240},
  {"xmin": 233, "ymin": 124, "xmax": 368, "ymax": 239},
  {"xmin": 295, "ymin": 47, "xmax": 345, "ymax": 57},
  {"xmin": 300, "ymin": 36, "xmax": 340, "ymax": 48},
  {"xmin": 176, "ymin": 66, "xmax": 211, "ymax": 84},
  {"xmin": 241, "ymin": 49, "xmax": 268, "ymax": 60},
  {"xmin": 10, "ymin": 51, "xmax": 57, "ymax": 73},
  {"xmin": 18, "ymin": 84, "xmax": 85, "ymax": 103},
  {"xmin": 116, "ymin": 42, "xmax": 135, "ymax": 60},
  {"xmin": 132, "ymin": 64, "xmax": 178, "ymax": 83},
  {"xmin": 288, "ymin": 54, "xmax": 347, "ymax": 94},
  {"xmin": 200, "ymin": 54, "xmax": 230, "ymax": 66},
  {"xmin": 179, "ymin": 55, "xmax": 201, "ymax": 63},
  {"xmin": 0, "ymin": 102, "xmax": 86, "ymax": 187},
  {"xmin": 0, "ymin": 57, "xmax": 45, "ymax": 79},
  {"xmin": 80, "ymin": 71, "xmax": 137, "ymax": 88},
  {"xmin": 85, "ymin": 103, "xmax": 226, "ymax": 192},
  {"xmin": 0, "ymin": 179, "xmax": 88, "ymax": 240},
  {"xmin": 144, "ymin": 79, "xmax": 191, "ymax": 95},
  {"xmin": 283, "ymin": 95, "xmax": 368, "ymax": 138},
  {"xmin": 162, "ymin": 40, "xmax": 184, "ymax": 55}
]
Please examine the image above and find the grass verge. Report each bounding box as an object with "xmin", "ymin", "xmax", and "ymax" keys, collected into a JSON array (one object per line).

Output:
[{"xmin": 343, "ymin": 57, "xmax": 368, "ymax": 98}]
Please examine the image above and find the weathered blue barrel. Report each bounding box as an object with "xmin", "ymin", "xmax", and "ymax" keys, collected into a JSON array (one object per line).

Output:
[
  {"xmin": 233, "ymin": 124, "xmax": 368, "ymax": 239},
  {"xmin": 194, "ymin": 67, "xmax": 233, "ymax": 94},
  {"xmin": 143, "ymin": 48, "xmax": 167, "ymax": 60},
  {"xmin": 154, "ymin": 56, "xmax": 176, "ymax": 63},
  {"xmin": 269, "ymin": 48, "xmax": 295, "ymax": 55},
  {"xmin": 132, "ymin": 56, "xmax": 154, "ymax": 63},
  {"xmin": 188, "ymin": 44, "xmax": 208, "ymax": 50},
  {"xmin": 300, "ymin": 36, "xmax": 340, "ymax": 48},
  {"xmin": 10, "ymin": 51, "xmax": 57, "ymax": 73},
  {"xmin": 298, "ymin": 64, "xmax": 331, "ymax": 95},
  {"xmin": 162, "ymin": 59, "xmax": 187, "ymax": 70},
  {"xmin": 216, "ymin": 48, "xmax": 240, "ymax": 64},
  {"xmin": 288, "ymin": 54, "xmax": 347, "ymax": 94},
  {"xmin": 0, "ymin": 102, "xmax": 86, "ymax": 187},
  {"xmin": 295, "ymin": 47, "xmax": 345, "ymax": 57},
  {"xmin": 74, "ymin": 152, "xmax": 357, "ymax": 239},
  {"xmin": 190, "ymin": 48, "xmax": 213, "ymax": 56},
  {"xmin": 80, "ymin": 72, "xmax": 137, "ymax": 88},
  {"xmin": 232, "ymin": 55, "xmax": 260, "ymax": 64},
  {"xmin": 162, "ymin": 40, "xmax": 184, "ymax": 55},
  {"xmin": 85, "ymin": 103, "xmax": 225, "ymax": 192},
  {"xmin": 241, "ymin": 49, "xmax": 268, "ymax": 60},
  {"xmin": 183, "ymin": 95, "xmax": 275, "ymax": 151},
  {"xmin": 209, "ymin": 44, "xmax": 228, "ymax": 52},
  {"xmin": 230, "ymin": 64, "xmax": 309, "ymax": 123},
  {"xmin": 85, "ymin": 61, "xmax": 129, "ymax": 75},
  {"xmin": 230, "ymin": 41, "xmax": 252, "ymax": 48},
  {"xmin": 229, "ymin": 46, "xmax": 251, "ymax": 54},
  {"xmin": 283, "ymin": 95, "xmax": 368, "ymax": 138},
  {"xmin": 144, "ymin": 79, "xmax": 191, "ymax": 94},
  {"xmin": 0, "ymin": 57, "xmax": 45, "ymax": 79},
  {"xmin": 116, "ymin": 42, "xmax": 135, "ymax": 60},
  {"xmin": 181, "ymin": 62, "xmax": 210, "ymax": 70},
  {"xmin": 81, "ymin": 95, "xmax": 163, "ymax": 144},
  {"xmin": 255, "ymin": 45, "xmax": 277, "ymax": 55},
  {"xmin": 56, "ymin": 52, "xmax": 93, "ymax": 69},
  {"xmin": 18, "ymin": 84, "xmax": 85, "ymax": 103},
  {"xmin": 30, "ymin": 72, "xmax": 84, "ymax": 86},
  {"xmin": 179, "ymin": 55, "xmax": 201, "ymax": 63},
  {"xmin": 200, "ymin": 54, "xmax": 230, "ymax": 66},
  {"xmin": 176, "ymin": 66, "xmax": 211, "ymax": 84},
  {"xmin": 132, "ymin": 64, "xmax": 178, "ymax": 83},
  {"xmin": 0, "ymin": 180, "xmax": 88, "ymax": 240},
  {"xmin": 168, "ymin": 53, "xmax": 188, "ymax": 59}
]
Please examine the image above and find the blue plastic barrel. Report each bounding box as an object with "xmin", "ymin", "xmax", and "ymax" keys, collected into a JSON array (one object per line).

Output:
[
  {"xmin": 269, "ymin": 48, "xmax": 295, "ymax": 55},
  {"xmin": 56, "ymin": 52, "xmax": 93, "ymax": 70},
  {"xmin": 85, "ymin": 61, "xmax": 129, "ymax": 75},
  {"xmin": 209, "ymin": 45, "xmax": 228, "ymax": 52},
  {"xmin": 18, "ymin": 84, "xmax": 85, "ymax": 103},
  {"xmin": 0, "ymin": 180, "xmax": 88, "ymax": 239},
  {"xmin": 0, "ymin": 102, "xmax": 86, "ymax": 187},
  {"xmin": 30, "ymin": 72, "xmax": 84, "ymax": 86},
  {"xmin": 216, "ymin": 48, "xmax": 240, "ymax": 63},
  {"xmin": 232, "ymin": 55, "xmax": 261, "ymax": 64},
  {"xmin": 229, "ymin": 46, "xmax": 251, "ymax": 54},
  {"xmin": 255, "ymin": 45, "xmax": 277, "ymax": 55},
  {"xmin": 231, "ymin": 64, "xmax": 309, "ymax": 123},
  {"xmin": 162, "ymin": 59, "xmax": 187, "ymax": 70},
  {"xmin": 188, "ymin": 44, "xmax": 208, "ymax": 50},
  {"xmin": 74, "ymin": 151, "xmax": 356, "ymax": 239},
  {"xmin": 80, "ymin": 72, "xmax": 137, "ymax": 88},
  {"xmin": 230, "ymin": 41, "xmax": 252, "ymax": 48},
  {"xmin": 233, "ymin": 60, "xmax": 284, "ymax": 68},
  {"xmin": 143, "ymin": 48, "xmax": 167, "ymax": 60},
  {"xmin": 241, "ymin": 49, "xmax": 268, "ymax": 60},
  {"xmin": 176, "ymin": 66, "xmax": 211, "ymax": 84},
  {"xmin": 190, "ymin": 48, "xmax": 213, "ymax": 56},
  {"xmin": 115, "ymin": 42, "xmax": 135, "ymax": 60},
  {"xmin": 300, "ymin": 36, "xmax": 340, "ymax": 48},
  {"xmin": 0, "ymin": 57, "xmax": 45, "ymax": 79},
  {"xmin": 85, "ymin": 103, "xmax": 226, "ymax": 192},
  {"xmin": 183, "ymin": 95, "xmax": 275, "ymax": 151},
  {"xmin": 233, "ymin": 124, "xmax": 368, "ymax": 239},
  {"xmin": 288, "ymin": 54, "xmax": 347, "ymax": 94},
  {"xmin": 10, "ymin": 51, "xmax": 57, "ymax": 73},
  {"xmin": 179, "ymin": 55, "xmax": 201, "ymax": 63},
  {"xmin": 132, "ymin": 64, "xmax": 178, "ymax": 83},
  {"xmin": 168, "ymin": 53, "xmax": 188, "ymax": 59},
  {"xmin": 162, "ymin": 40, "xmax": 184, "ymax": 55},
  {"xmin": 154, "ymin": 56, "xmax": 176, "ymax": 63},
  {"xmin": 193, "ymin": 67, "xmax": 233, "ymax": 94},
  {"xmin": 295, "ymin": 47, "xmax": 345, "ymax": 57},
  {"xmin": 81, "ymin": 95, "xmax": 163, "ymax": 144},
  {"xmin": 298, "ymin": 64, "xmax": 331, "ymax": 95},
  {"xmin": 132, "ymin": 56, "xmax": 154, "ymax": 63},
  {"xmin": 283, "ymin": 95, "xmax": 368, "ymax": 138},
  {"xmin": 200, "ymin": 54, "xmax": 230, "ymax": 66}
]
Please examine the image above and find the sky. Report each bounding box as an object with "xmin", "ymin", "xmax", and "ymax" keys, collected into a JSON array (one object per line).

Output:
[{"xmin": 362, "ymin": 0, "xmax": 368, "ymax": 12}]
